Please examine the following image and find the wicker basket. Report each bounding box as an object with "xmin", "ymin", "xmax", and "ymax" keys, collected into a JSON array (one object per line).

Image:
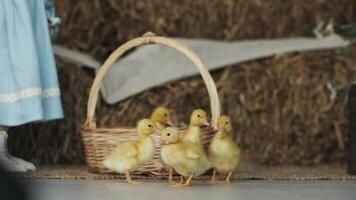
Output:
[{"xmin": 81, "ymin": 32, "xmax": 221, "ymax": 175}]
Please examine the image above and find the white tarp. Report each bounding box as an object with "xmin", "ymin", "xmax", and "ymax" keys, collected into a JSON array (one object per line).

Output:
[{"xmin": 54, "ymin": 34, "xmax": 349, "ymax": 104}]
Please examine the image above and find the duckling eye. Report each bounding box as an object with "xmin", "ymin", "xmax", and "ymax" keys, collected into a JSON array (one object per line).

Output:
[
  {"xmin": 197, "ymin": 115, "xmax": 200, "ymax": 118},
  {"xmin": 148, "ymin": 124, "xmax": 152, "ymax": 128},
  {"xmin": 167, "ymin": 133, "xmax": 170, "ymax": 136},
  {"xmin": 164, "ymin": 113, "xmax": 167, "ymax": 117},
  {"xmin": 225, "ymin": 122, "xmax": 229, "ymax": 125}
]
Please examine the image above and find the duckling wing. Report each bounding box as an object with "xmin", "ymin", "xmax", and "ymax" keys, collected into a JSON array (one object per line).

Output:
[
  {"xmin": 179, "ymin": 142, "xmax": 212, "ymax": 176},
  {"xmin": 186, "ymin": 148, "xmax": 200, "ymax": 159},
  {"xmin": 225, "ymin": 138, "xmax": 240, "ymax": 158},
  {"xmin": 125, "ymin": 146, "xmax": 138, "ymax": 157},
  {"xmin": 103, "ymin": 141, "xmax": 140, "ymax": 173},
  {"xmin": 117, "ymin": 142, "xmax": 138, "ymax": 158},
  {"xmin": 106, "ymin": 142, "xmax": 139, "ymax": 163}
]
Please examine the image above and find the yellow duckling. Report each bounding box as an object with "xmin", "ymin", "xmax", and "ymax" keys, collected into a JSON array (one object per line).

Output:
[
  {"xmin": 103, "ymin": 119, "xmax": 157, "ymax": 184},
  {"xmin": 169, "ymin": 109, "xmax": 212, "ymax": 187},
  {"xmin": 160, "ymin": 127, "xmax": 200, "ymax": 186},
  {"xmin": 209, "ymin": 116, "xmax": 240, "ymax": 183},
  {"xmin": 160, "ymin": 127, "xmax": 183, "ymax": 184},
  {"xmin": 150, "ymin": 106, "xmax": 174, "ymax": 130}
]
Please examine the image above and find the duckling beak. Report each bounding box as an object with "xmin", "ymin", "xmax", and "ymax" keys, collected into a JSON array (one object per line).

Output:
[
  {"xmin": 201, "ymin": 119, "xmax": 210, "ymax": 127},
  {"xmin": 217, "ymin": 129, "xmax": 224, "ymax": 135},
  {"xmin": 165, "ymin": 120, "xmax": 174, "ymax": 126},
  {"xmin": 159, "ymin": 138, "xmax": 165, "ymax": 145}
]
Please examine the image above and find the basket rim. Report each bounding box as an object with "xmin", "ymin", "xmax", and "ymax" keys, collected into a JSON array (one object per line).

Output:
[{"xmin": 81, "ymin": 125, "xmax": 216, "ymax": 132}]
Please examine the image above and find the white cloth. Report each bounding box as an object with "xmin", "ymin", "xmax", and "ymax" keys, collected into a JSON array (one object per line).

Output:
[{"xmin": 54, "ymin": 34, "xmax": 349, "ymax": 104}]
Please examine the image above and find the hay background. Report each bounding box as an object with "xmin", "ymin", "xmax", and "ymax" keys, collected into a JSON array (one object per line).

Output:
[{"xmin": 7, "ymin": 0, "xmax": 356, "ymax": 166}]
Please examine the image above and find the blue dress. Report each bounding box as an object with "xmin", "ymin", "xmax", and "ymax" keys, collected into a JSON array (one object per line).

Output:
[{"xmin": 0, "ymin": 0, "xmax": 63, "ymax": 126}]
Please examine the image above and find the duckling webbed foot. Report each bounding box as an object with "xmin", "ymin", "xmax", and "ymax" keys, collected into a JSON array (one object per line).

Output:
[
  {"xmin": 168, "ymin": 167, "xmax": 178, "ymax": 185},
  {"xmin": 172, "ymin": 174, "xmax": 193, "ymax": 187},
  {"xmin": 125, "ymin": 171, "xmax": 142, "ymax": 185},
  {"xmin": 127, "ymin": 179, "xmax": 143, "ymax": 185},
  {"xmin": 224, "ymin": 171, "xmax": 233, "ymax": 184},
  {"xmin": 210, "ymin": 169, "xmax": 218, "ymax": 184},
  {"xmin": 179, "ymin": 176, "xmax": 185, "ymax": 184}
]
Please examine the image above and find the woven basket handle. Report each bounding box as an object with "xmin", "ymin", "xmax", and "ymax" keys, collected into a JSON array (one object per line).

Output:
[{"xmin": 85, "ymin": 32, "xmax": 221, "ymax": 128}]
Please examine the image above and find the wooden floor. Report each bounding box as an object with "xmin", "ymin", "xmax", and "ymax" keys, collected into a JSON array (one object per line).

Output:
[{"xmin": 27, "ymin": 179, "xmax": 356, "ymax": 200}]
